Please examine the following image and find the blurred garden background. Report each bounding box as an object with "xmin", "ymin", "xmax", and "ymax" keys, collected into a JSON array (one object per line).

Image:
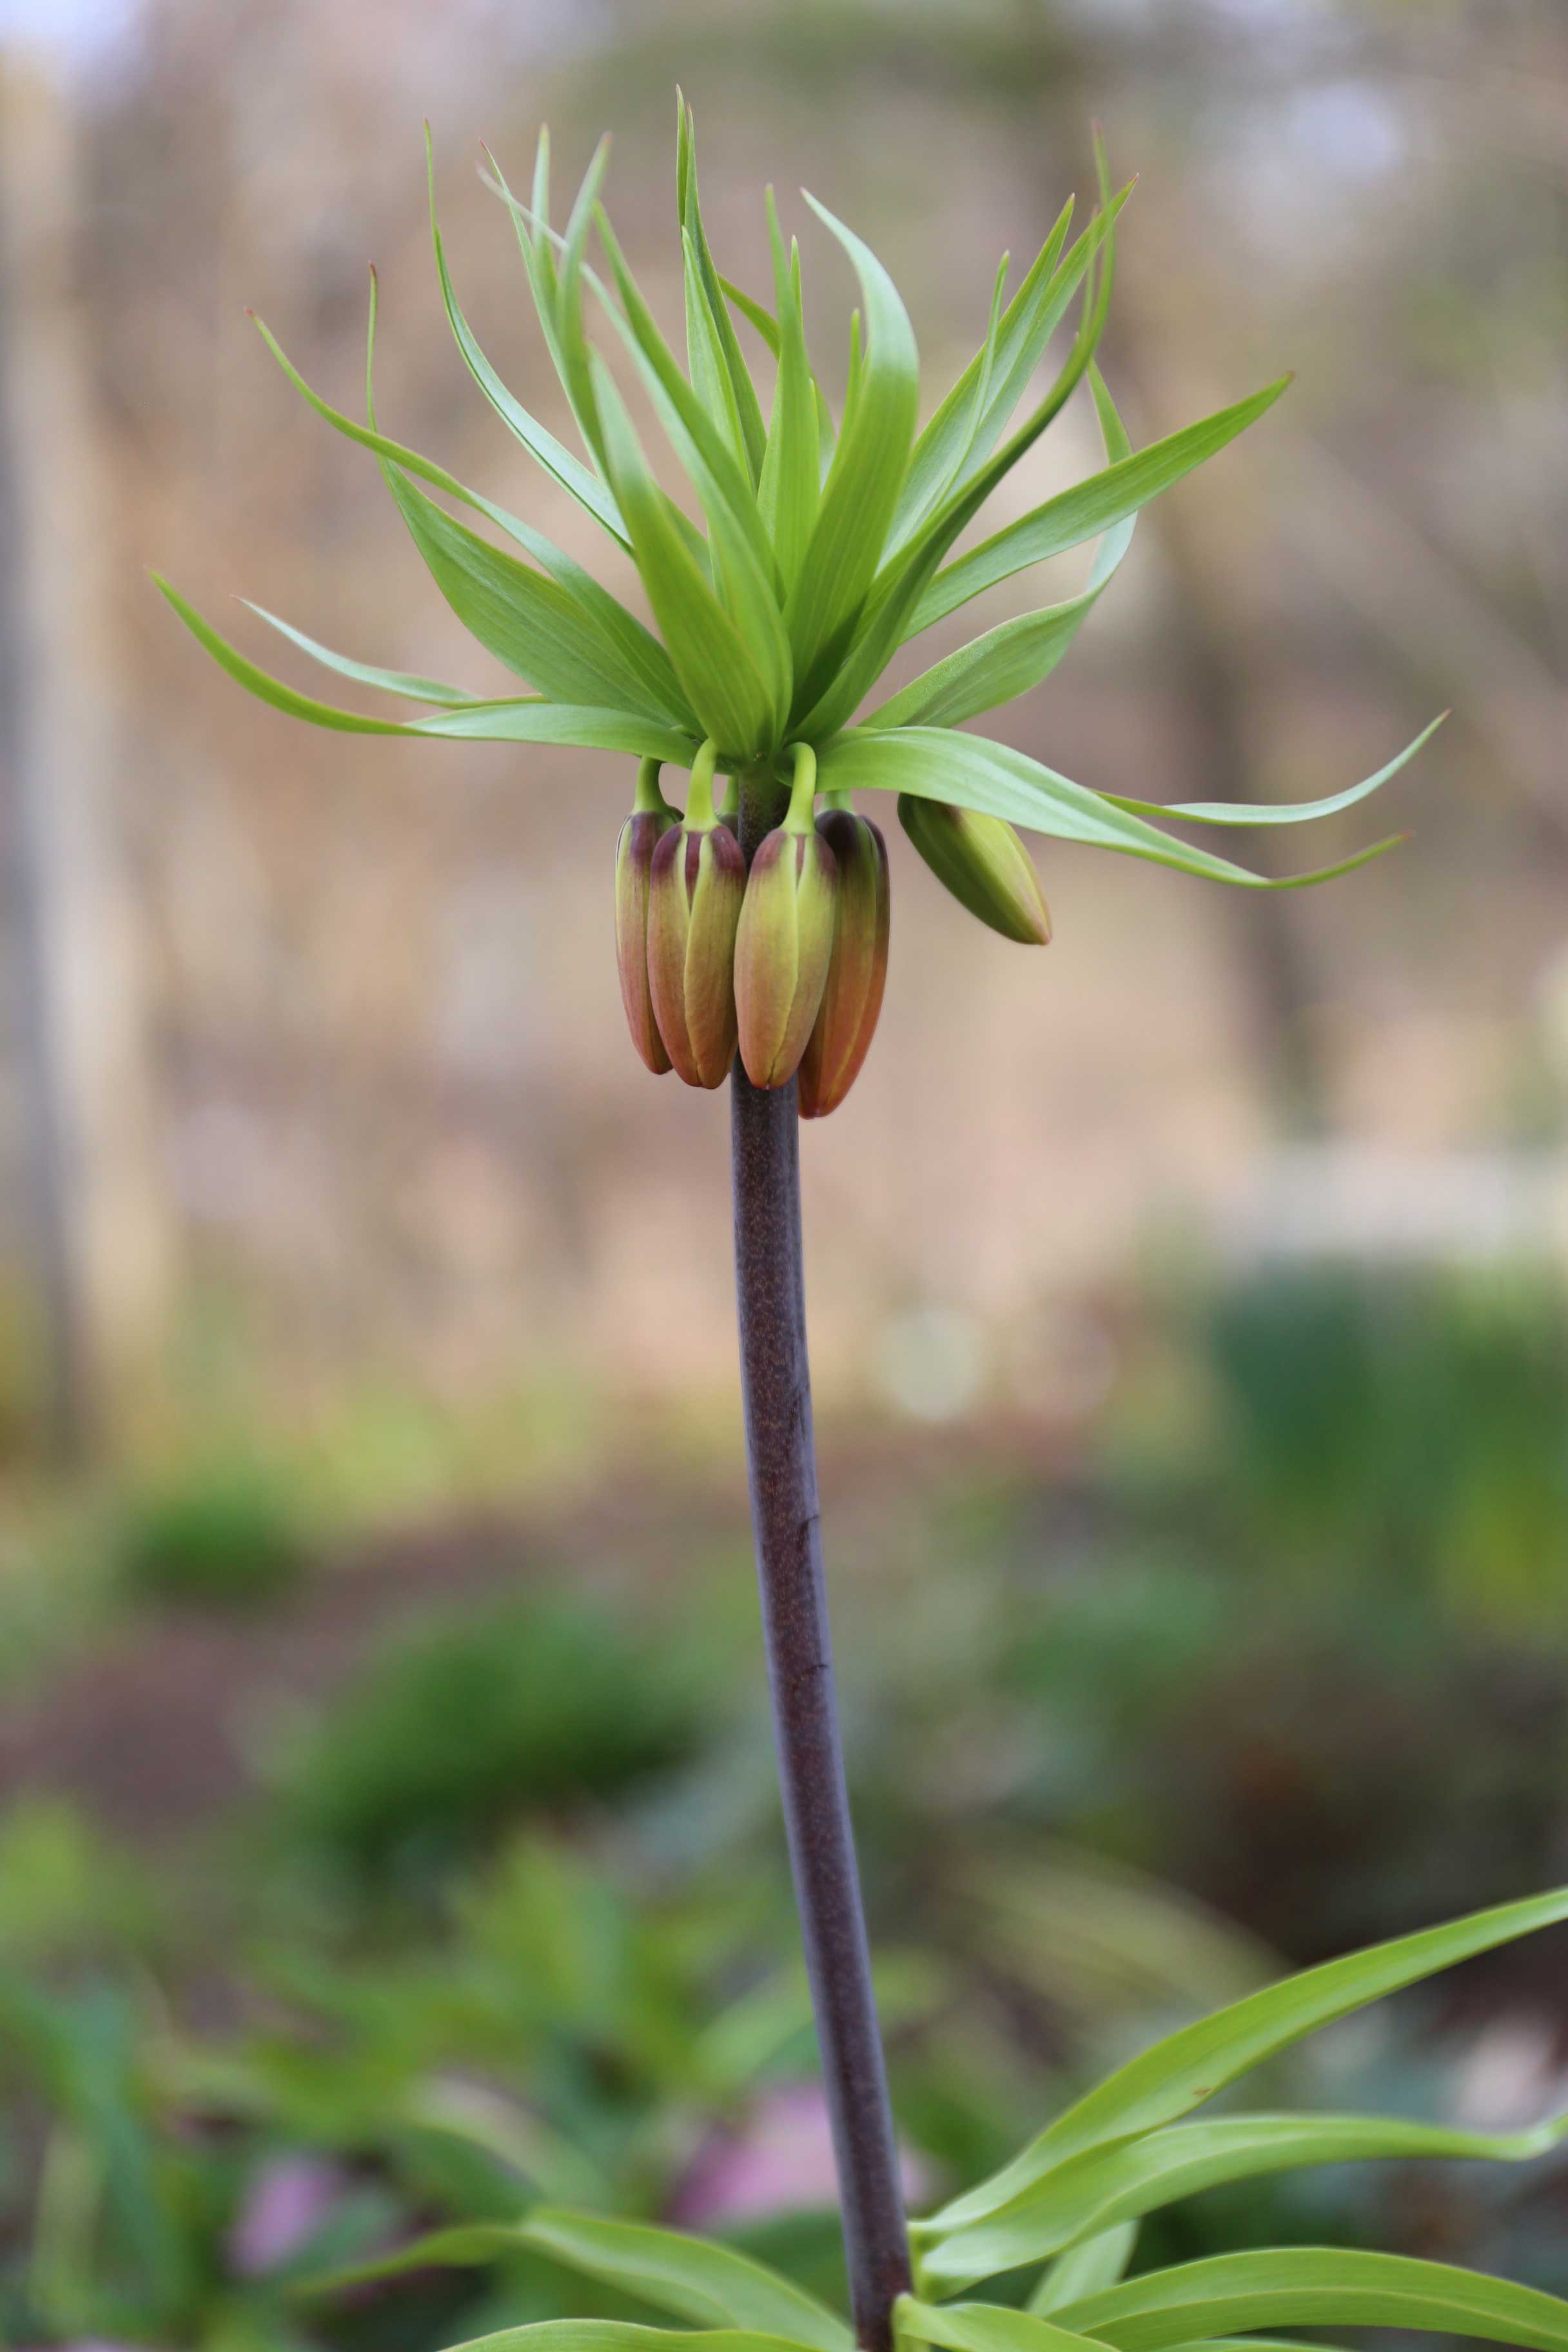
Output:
[{"xmin": 3, "ymin": 0, "xmax": 1568, "ymax": 2339}]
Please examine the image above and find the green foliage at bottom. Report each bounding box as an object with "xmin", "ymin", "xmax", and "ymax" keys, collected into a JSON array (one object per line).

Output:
[{"xmin": 286, "ymin": 1885, "xmax": 1568, "ymax": 2352}]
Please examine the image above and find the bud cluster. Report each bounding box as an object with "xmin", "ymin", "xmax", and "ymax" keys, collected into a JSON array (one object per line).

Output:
[{"xmin": 616, "ymin": 745, "xmax": 1052, "ymax": 1112}]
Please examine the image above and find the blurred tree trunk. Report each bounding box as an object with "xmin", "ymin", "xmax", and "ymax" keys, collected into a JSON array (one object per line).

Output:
[
  {"xmin": 1116, "ymin": 394, "xmax": 1334, "ymax": 1139},
  {"xmin": 0, "ymin": 59, "xmax": 172, "ymax": 1458}
]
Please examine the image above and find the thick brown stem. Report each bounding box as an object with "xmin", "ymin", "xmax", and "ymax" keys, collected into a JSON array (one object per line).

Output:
[{"xmin": 730, "ymin": 765, "xmax": 911, "ymax": 2352}]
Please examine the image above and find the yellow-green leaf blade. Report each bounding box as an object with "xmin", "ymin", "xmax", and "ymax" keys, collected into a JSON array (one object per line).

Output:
[
  {"xmin": 912, "ymin": 377, "xmax": 1289, "ymax": 638},
  {"xmin": 868, "ymin": 367, "xmax": 1134, "ymax": 731},
  {"xmin": 897, "ymin": 2295, "xmax": 1097, "ymax": 2352},
  {"xmin": 928, "ymin": 1885, "xmax": 1568, "ymax": 2233},
  {"xmin": 239, "ymin": 602, "xmax": 474, "ymax": 706},
  {"xmin": 922, "ymin": 2109, "xmax": 1568, "ymax": 2291},
  {"xmin": 816, "ymin": 729, "xmax": 1400, "ymax": 892},
  {"xmin": 1056, "ymin": 2248, "xmax": 1568, "ymax": 2352},
  {"xmin": 1102, "ymin": 714, "xmax": 1447, "ymax": 826},
  {"xmin": 785, "ymin": 195, "xmax": 919, "ymax": 702},
  {"xmin": 516, "ymin": 2209, "xmax": 852, "ymax": 2350}
]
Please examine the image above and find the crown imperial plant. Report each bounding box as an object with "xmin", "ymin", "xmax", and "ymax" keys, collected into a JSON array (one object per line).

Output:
[{"xmin": 149, "ymin": 98, "xmax": 1554, "ymax": 2352}]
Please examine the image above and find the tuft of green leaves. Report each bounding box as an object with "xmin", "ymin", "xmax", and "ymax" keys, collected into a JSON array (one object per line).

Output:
[
  {"xmin": 286, "ymin": 1887, "xmax": 1568, "ymax": 2352},
  {"xmin": 157, "ymin": 104, "xmax": 1438, "ymax": 891}
]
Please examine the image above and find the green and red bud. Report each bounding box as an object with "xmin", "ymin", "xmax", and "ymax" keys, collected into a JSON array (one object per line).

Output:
[
  {"xmin": 799, "ymin": 799, "xmax": 890, "ymax": 1120},
  {"xmin": 647, "ymin": 741, "xmax": 747, "ymax": 1090},
  {"xmin": 897, "ymin": 794, "xmax": 1051, "ymax": 945},
  {"xmin": 614, "ymin": 758, "xmax": 678, "ymax": 1074},
  {"xmin": 736, "ymin": 745, "xmax": 839, "ymax": 1090}
]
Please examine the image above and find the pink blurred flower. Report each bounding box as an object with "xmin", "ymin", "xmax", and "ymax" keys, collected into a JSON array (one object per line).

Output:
[
  {"xmin": 670, "ymin": 2084, "xmax": 929, "ymax": 2227},
  {"xmin": 228, "ymin": 2153, "xmax": 342, "ymax": 2276}
]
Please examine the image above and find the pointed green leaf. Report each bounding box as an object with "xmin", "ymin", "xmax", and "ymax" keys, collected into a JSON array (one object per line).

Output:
[
  {"xmin": 1055, "ymin": 2248, "xmax": 1568, "ymax": 2352},
  {"xmin": 427, "ymin": 132, "xmax": 627, "ymax": 544},
  {"xmin": 380, "ymin": 464, "xmax": 654, "ymax": 705},
  {"xmin": 890, "ymin": 197, "xmax": 1073, "ymax": 550},
  {"xmin": 931, "ymin": 253, "xmax": 1012, "ymax": 510},
  {"xmin": 412, "ymin": 700, "xmax": 696, "ymax": 757},
  {"xmin": 897, "ymin": 2297, "xmax": 1095, "ymax": 2352},
  {"xmin": 588, "ymin": 204, "xmax": 790, "ymax": 714},
  {"xmin": 890, "ymin": 185, "xmax": 1135, "ymax": 559},
  {"xmin": 240, "ymin": 603, "xmax": 474, "ymax": 706},
  {"xmin": 928, "ymin": 1884, "xmax": 1568, "ymax": 2233},
  {"xmin": 516, "ymin": 2210, "xmax": 852, "ymax": 2349},
  {"xmin": 798, "ymin": 200, "xmax": 1124, "ymax": 741},
  {"xmin": 156, "ymin": 576, "xmax": 692, "ymax": 761},
  {"xmin": 431, "ymin": 2328, "xmax": 816, "ymax": 2352},
  {"xmin": 300, "ymin": 2210, "xmax": 848, "ymax": 2347},
  {"xmin": 297, "ymin": 2222, "xmax": 531, "ymax": 2294},
  {"xmin": 867, "ymin": 366, "xmax": 1133, "ymax": 730},
  {"xmin": 721, "ymin": 273, "xmax": 781, "ymax": 354},
  {"xmin": 1029, "ymin": 2225, "xmax": 1139, "ymax": 2317},
  {"xmin": 482, "ymin": 141, "xmax": 610, "ymax": 487},
  {"xmin": 589, "ymin": 207, "xmax": 775, "ymax": 573},
  {"xmin": 683, "ymin": 223, "xmax": 754, "ymax": 475},
  {"xmin": 816, "ymin": 729, "xmax": 1398, "ymax": 890},
  {"xmin": 913, "ymin": 375, "xmax": 1289, "ymax": 638},
  {"xmin": 785, "ymin": 195, "xmax": 919, "ymax": 703},
  {"xmin": 549, "ymin": 135, "xmax": 615, "ymax": 474},
  {"xmin": 590, "ymin": 357, "xmax": 779, "ymax": 758},
  {"xmin": 923, "ymin": 2108, "xmax": 1568, "ymax": 2290},
  {"xmin": 759, "ymin": 211, "xmax": 821, "ymax": 593},
  {"xmin": 678, "ymin": 94, "xmax": 769, "ymax": 480},
  {"xmin": 251, "ymin": 309, "xmax": 692, "ymax": 726},
  {"xmin": 154, "ymin": 576, "xmax": 412, "ymax": 734},
  {"xmin": 1102, "ymin": 714, "xmax": 1447, "ymax": 825}
]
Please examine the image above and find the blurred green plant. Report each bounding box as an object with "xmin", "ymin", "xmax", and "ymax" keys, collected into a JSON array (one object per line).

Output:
[
  {"xmin": 1206, "ymin": 1259, "xmax": 1568, "ymax": 1626},
  {"xmin": 115, "ymin": 1455, "xmax": 309, "ymax": 1611},
  {"xmin": 277, "ymin": 1594, "xmax": 709, "ymax": 1886}
]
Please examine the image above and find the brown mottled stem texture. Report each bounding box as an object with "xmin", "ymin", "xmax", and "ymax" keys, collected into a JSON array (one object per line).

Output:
[{"xmin": 730, "ymin": 765, "xmax": 912, "ymax": 2352}]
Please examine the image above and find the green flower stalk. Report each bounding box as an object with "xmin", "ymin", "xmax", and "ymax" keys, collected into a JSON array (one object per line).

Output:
[
  {"xmin": 616, "ymin": 757, "xmax": 679, "ymax": 1073},
  {"xmin": 646, "ymin": 739, "xmax": 747, "ymax": 1090},
  {"xmin": 800, "ymin": 801, "xmax": 890, "ymax": 1119},
  {"xmin": 735, "ymin": 743, "xmax": 840, "ymax": 1089},
  {"xmin": 154, "ymin": 93, "xmax": 1453, "ymax": 2352},
  {"xmin": 899, "ymin": 796, "xmax": 1052, "ymax": 945}
]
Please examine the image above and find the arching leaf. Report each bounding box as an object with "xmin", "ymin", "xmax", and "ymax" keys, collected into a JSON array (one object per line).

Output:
[
  {"xmin": 1055, "ymin": 2248, "xmax": 1568, "ymax": 2352},
  {"xmin": 928, "ymin": 1884, "xmax": 1568, "ymax": 2234}
]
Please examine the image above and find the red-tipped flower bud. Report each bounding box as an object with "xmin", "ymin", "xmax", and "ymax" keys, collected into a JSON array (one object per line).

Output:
[
  {"xmin": 897, "ymin": 794, "xmax": 1051, "ymax": 945},
  {"xmin": 799, "ymin": 801, "xmax": 890, "ymax": 1119},
  {"xmin": 647, "ymin": 741, "xmax": 747, "ymax": 1090},
  {"xmin": 614, "ymin": 758, "xmax": 678, "ymax": 1074},
  {"xmin": 736, "ymin": 746, "xmax": 839, "ymax": 1090}
]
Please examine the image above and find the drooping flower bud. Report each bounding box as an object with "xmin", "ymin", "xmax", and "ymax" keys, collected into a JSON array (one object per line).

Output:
[
  {"xmin": 799, "ymin": 799, "xmax": 890, "ymax": 1120},
  {"xmin": 735, "ymin": 743, "xmax": 839, "ymax": 1091},
  {"xmin": 614, "ymin": 758, "xmax": 678, "ymax": 1074},
  {"xmin": 647, "ymin": 740, "xmax": 747, "ymax": 1089},
  {"xmin": 897, "ymin": 795, "xmax": 1051, "ymax": 945}
]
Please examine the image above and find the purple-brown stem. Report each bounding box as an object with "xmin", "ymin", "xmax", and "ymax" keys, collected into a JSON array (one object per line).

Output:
[{"xmin": 730, "ymin": 764, "xmax": 911, "ymax": 2352}]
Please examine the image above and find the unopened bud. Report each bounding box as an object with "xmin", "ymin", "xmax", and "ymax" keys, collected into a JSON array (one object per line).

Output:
[
  {"xmin": 615, "ymin": 759, "xmax": 678, "ymax": 1074},
  {"xmin": 897, "ymin": 796, "xmax": 1051, "ymax": 945},
  {"xmin": 736, "ymin": 745, "xmax": 839, "ymax": 1090},
  {"xmin": 647, "ymin": 742, "xmax": 746, "ymax": 1089},
  {"xmin": 799, "ymin": 802, "xmax": 890, "ymax": 1119}
]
